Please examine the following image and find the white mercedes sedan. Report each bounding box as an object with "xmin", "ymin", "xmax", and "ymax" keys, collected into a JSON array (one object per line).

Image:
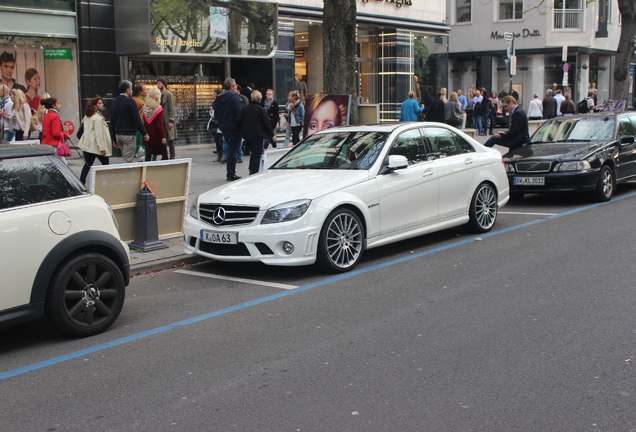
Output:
[{"xmin": 183, "ymin": 123, "xmax": 509, "ymax": 272}]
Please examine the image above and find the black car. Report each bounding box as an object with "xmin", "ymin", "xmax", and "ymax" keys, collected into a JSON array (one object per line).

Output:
[{"xmin": 503, "ymin": 112, "xmax": 636, "ymax": 202}]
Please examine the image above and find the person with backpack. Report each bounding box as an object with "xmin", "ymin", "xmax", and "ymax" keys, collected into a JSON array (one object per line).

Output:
[{"xmin": 578, "ymin": 90, "xmax": 602, "ymax": 113}]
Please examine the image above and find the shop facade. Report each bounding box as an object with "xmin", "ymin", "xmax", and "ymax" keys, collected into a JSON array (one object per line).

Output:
[
  {"xmin": 0, "ymin": 0, "xmax": 81, "ymax": 136},
  {"xmin": 101, "ymin": 0, "xmax": 450, "ymax": 145},
  {"xmin": 446, "ymin": 0, "xmax": 621, "ymax": 108}
]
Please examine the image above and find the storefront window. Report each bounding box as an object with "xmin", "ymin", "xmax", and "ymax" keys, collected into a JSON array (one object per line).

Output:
[
  {"xmin": 0, "ymin": 0, "xmax": 74, "ymax": 12},
  {"xmin": 499, "ymin": 0, "xmax": 523, "ymax": 20}
]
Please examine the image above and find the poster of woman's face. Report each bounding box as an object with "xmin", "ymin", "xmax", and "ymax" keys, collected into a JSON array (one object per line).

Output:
[{"xmin": 303, "ymin": 94, "xmax": 351, "ymax": 138}]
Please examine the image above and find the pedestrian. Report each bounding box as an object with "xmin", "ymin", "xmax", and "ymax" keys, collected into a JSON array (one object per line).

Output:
[
  {"xmin": 479, "ymin": 87, "xmax": 490, "ymax": 135},
  {"xmin": 283, "ymin": 90, "xmax": 304, "ymax": 145},
  {"xmin": 444, "ymin": 91, "xmax": 463, "ymax": 128},
  {"xmin": 40, "ymin": 97, "xmax": 70, "ymax": 162},
  {"xmin": 9, "ymin": 88, "xmax": 31, "ymax": 141},
  {"xmin": 457, "ymin": 89, "xmax": 467, "ymax": 110},
  {"xmin": 241, "ymin": 83, "xmax": 253, "ymax": 100},
  {"xmin": 542, "ymin": 89, "xmax": 557, "ymax": 119},
  {"xmin": 0, "ymin": 84, "xmax": 14, "ymax": 141},
  {"xmin": 156, "ymin": 77, "xmax": 177, "ymax": 159},
  {"xmin": 554, "ymin": 89, "xmax": 565, "ymax": 116},
  {"xmin": 24, "ymin": 68, "xmax": 41, "ymax": 111},
  {"xmin": 110, "ymin": 80, "xmax": 148, "ymax": 163},
  {"xmin": 469, "ymin": 89, "xmax": 484, "ymax": 135},
  {"xmin": 398, "ymin": 91, "xmax": 424, "ymax": 122},
  {"xmin": 78, "ymin": 96, "xmax": 111, "ymax": 185},
  {"xmin": 426, "ymin": 91, "xmax": 446, "ymax": 123},
  {"xmin": 142, "ymin": 87, "xmax": 168, "ymax": 161},
  {"xmin": 483, "ymin": 95, "xmax": 530, "ymax": 153},
  {"xmin": 261, "ymin": 88, "xmax": 279, "ymax": 149},
  {"xmin": 487, "ymin": 91, "xmax": 499, "ymax": 135},
  {"xmin": 30, "ymin": 92, "xmax": 49, "ymax": 140},
  {"xmin": 237, "ymin": 90, "xmax": 276, "ymax": 175},
  {"xmin": 208, "ymin": 88, "xmax": 224, "ymax": 161},
  {"xmin": 214, "ymin": 77, "xmax": 244, "ymax": 181},
  {"xmin": 132, "ymin": 82, "xmax": 148, "ymax": 159},
  {"xmin": 527, "ymin": 92, "xmax": 543, "ymax": 120},
  {"xmin": 560, "ymin": 93, "xmax": 575, "ymax": 116},
  {"xmin": 236, "ymin": 85, "xmax": 249, "ymax": 106}
]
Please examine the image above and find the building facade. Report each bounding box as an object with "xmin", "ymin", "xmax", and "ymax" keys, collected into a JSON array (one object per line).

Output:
[{"xmin": 447, "ymin": 0, "xmax": 622, "ymax": 108}]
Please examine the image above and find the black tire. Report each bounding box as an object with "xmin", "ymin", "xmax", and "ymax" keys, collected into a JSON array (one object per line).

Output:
[
  {"xmin": 467, "ymin": 183, "xmax": 498, "ymax": 233},
  {"xmin": 45, "ymin": 252, "xmax": 125, "ymax": 337},
  {"xmin": 593, "ymin": 165, "xmax": 614, "ymax": 202},
  {"xmin": 316, "ymin": 208, "xmax": 364, "ymax": 273},
  {"xmin": 510, "ymin": 192, "xmax": 525, "ymax": 201}
]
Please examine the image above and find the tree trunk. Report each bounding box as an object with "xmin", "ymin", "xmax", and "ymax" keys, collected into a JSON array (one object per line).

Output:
[
  {"xmin": 323, "ymin": 0, "xmax": 358, "ymax": 124},
  {"xmin": 614, "ymin": 0, "xmax": 636, "ymax": 102}
]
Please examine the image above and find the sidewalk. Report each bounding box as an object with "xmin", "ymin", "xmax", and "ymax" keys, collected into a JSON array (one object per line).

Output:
[{"xmin": 66, "ymin": 131, "xmax": 499, "ymax": 275}]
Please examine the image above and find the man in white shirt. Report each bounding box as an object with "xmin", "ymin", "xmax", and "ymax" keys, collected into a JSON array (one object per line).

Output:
[{"xmin": 554, "ymin": 89, "xmax": 565, "ymax": 116}]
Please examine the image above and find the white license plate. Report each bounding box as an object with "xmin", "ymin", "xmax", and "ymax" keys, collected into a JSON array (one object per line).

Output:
[
  {"xmin": 200, "ymin": 230, "xmax": 238, "ymax": 244},
  {"xmin": 514, "ymin": 177, "xmax": 545, "ymax": 186}
]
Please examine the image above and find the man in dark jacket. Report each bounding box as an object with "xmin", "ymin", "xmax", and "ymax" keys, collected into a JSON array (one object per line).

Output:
[
  {"xmin": 215, "ymin": 77, "xmax": 245, "ymax": 181},
  {"xmin": 237, "ymin": 90, "xmax": 276, "ymax": 175},
  {"xmin": 110, "ymin": 80, "xmax": 148, "ymax": 162},
  {"xmin": 542, "ymin": 89, "xmax": 557, "ymax": 119},
  {"xmin": 484, "ymin": 95, "xmax": 530, "ymax": 152}
]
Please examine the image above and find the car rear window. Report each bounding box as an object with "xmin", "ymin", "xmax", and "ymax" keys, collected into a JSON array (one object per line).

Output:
[{"xmin": 0, "ymin": 156, "xmax": 85, "ymax": 210}]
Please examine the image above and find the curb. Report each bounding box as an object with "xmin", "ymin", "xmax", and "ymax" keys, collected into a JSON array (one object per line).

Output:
[{"xmin": 130, "ymin": 254, "xmax": 208, "ymax": 276}]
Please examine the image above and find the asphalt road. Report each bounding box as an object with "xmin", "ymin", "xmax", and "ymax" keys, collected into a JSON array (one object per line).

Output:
[{"xmin": 2, "ymin": 185, "xmax": 636, "ymax": 431}]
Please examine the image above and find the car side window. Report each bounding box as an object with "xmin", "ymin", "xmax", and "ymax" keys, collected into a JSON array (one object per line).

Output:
[
  {"xmin": 619, "ymin": 116, "xmax": 635, "ymax": 137},
  {"xmin": 454, "ymin": 132, "xmax": 476, "ymax": 154},
  {"xmin": 0, "ymin": 156, "xmax": 82, "ymax": 210},
  {"xmin": 388, "ymin": 129, "xmax": 428, "ymax": 165},
  {"xmin": 422, "ymin": 127, "xmax": 460, "ymax": 159}
]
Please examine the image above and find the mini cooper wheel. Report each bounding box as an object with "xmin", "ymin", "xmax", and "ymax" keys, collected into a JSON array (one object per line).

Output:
[
  {"xmin": 467, "ymin": 183, "xmax": 498, "ymax": 233},
  {"xmin": 45, "ymin": 253, "xmax": 125, "ymax": 337},
  {"xmin": 317, "ymin": 209, "xmax": 364, "ymax": 273},
  {"xmin": 593, "ymin": 165, "xmax": 614, "ymax": 202}
]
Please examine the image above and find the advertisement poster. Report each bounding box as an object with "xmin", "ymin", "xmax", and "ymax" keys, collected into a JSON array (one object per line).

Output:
[
  {"xmin": 303, "ymin": 94, "xmax": 352, "ymax": 138},
  {"xmin": 0, "ymin": 47, "xmax": 46, "ymax": 111}
]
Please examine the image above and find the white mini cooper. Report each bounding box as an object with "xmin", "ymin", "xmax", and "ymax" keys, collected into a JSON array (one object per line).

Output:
[{"xmin": 0, "ymin": 144, "xmax": 129, "ymax": 336}]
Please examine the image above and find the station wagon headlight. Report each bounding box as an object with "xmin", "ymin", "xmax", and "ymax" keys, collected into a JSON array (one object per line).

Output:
[
  {"xmin": 189, "ymin": 197, "xmax": 199, "ymax": 220},
  {"xmin": 262, "ymin": 199, "xmax": 311, "ymax": 224},
  {"xmin": 505, "ymin": 163, "xmax": 516, "ymax": 173},
  {"xmin": 555, "ymin": 161, "xmax": 591, "ymax": 172}
]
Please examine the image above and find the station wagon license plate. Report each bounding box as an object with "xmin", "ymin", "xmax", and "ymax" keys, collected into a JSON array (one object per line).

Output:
[
  {"xmin": 200, "ymin": 230, "xmax": 238, "ymax": 244},
  {"xmin": 513, "ymin": 176, "xmax": 545, "ymax": 186}
]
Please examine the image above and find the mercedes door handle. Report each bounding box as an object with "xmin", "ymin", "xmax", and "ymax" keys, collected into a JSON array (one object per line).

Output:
[
  {"xmin": 422, "ymin": 169, "xmax": 434, "ymax": 177},
  {"xmin": 464, "ymin": 158, "xmax": 474, "ymax": 165}
]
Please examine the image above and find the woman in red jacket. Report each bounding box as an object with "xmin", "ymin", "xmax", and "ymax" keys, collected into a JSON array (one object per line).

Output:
[{"xmin": 40, "ymin": 97, "xmax": 69, "ymax": 160}]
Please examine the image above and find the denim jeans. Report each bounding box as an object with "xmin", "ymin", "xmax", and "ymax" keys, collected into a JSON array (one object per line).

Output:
[
  {"xmin": 3, "ymin": 130, "xmax": 15, "ymax": 141},
  {"xmin": 473, "ymin": 114, "xmax": 483, "ymax": 134}
]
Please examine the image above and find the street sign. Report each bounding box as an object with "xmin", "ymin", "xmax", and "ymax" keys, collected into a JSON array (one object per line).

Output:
[
  {"xmin": 562, "ymin": 72, "xmax": 569, "ymax": 87},
  {"xmin": 563, "ymin": 63, "xmax": 569, "ymax": 72},
  {"xmin": 562, "ymin": 46, "xmax": 568, "ymax": 62},
  {"xmin": 504, "ymin": 32, "xmax": 514, "ymax": 42},
  {"xmin": 510, "ymin": 55, "xmax": 517, "ymax": 76}
]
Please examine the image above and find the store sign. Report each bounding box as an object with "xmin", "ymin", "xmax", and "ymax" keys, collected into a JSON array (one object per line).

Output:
[
  {"xmin": 44, "ymin": 48, "xmax": 73, "ymax": 60},
  {"xmin": 150, "ymin": 0, "xmax": 277, "ymax": 57},
  {"xmin": 361, "ymin": 0, "xmax": 412, "ymax": 8},
  {"xmin": 490, "ymin": 29, "xmax": 541, "ymax": 39}
]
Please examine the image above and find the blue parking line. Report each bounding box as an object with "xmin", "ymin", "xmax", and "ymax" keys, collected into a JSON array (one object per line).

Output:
[{"xmin": 2, "ymin": 191, "xmax": 636, "ymax": 381}]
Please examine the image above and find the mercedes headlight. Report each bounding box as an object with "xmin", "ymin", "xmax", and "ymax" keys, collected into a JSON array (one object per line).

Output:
[
  {"xmin": 555, "ymin": 161, "xmax": 591, "ymax": 172},
  {"xmin": 189, "ymin": 196, "xmax": 199, "ymax": 219},
  {"xmin": 262, "ymin": 199, "xmax": 311, "ymax": 224}
]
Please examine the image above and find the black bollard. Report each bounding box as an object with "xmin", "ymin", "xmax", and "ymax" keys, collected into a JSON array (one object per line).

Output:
[{"xmin": 129, "ymin": 184, "xmax": 168, "ymax": 252}]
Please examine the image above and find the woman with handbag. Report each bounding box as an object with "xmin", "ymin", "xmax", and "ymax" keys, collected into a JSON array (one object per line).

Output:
[
  {"xmin": 10, "ymin": 89, "xmax": 31, "ymax": 141},
  {"xmin": 78, "ymin": 96, "xmax": 112, "ymax": 185},
  {"xmin": 40, "ymin": 97, "xmax": 70, "ymax": 162},
  {"xmin": 142, "ymin": 88, "xmax": 168, "ymax": 161},
  {"xmin": 282, "ymin": 90, "xmax": 304, "ymax": 145},
  {"xmin": 444, "ymin": 92, "xmax": 464, "ymax": 129}
]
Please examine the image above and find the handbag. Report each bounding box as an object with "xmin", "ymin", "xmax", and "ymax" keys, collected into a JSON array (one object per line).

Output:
[
  {"xmin": 76, "ymin": 119, "xmax": 84, "ymax": 139},
  {"xmin": 56, "ymin": 139, "xmax": 72, "ymax": 157},
  {"xmin": 279, "ymin": 116, "xmax": 289, "ymax": 131},
  {"xmin": 450, "ymin": 110, "xmax": 463, "ymax": 126}
]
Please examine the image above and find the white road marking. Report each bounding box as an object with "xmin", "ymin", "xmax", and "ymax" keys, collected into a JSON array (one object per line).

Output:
[
  {"xmin": 499, "ymin": 211, "xmax": 558, "ymax": 216},
  {"xmin": 174, "ymin": 269, "xmax": 299, "ymax": 290}
]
